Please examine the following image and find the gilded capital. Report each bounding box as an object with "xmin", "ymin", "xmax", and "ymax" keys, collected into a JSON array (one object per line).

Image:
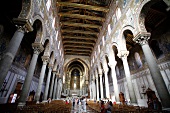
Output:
[
  {"xmin": 108, "ymin": 61, "xmax": 117, "ymax": 67},
  {"xmin": 99, "ymin": 74, "xmax": 102, "ymax": 77},
  {"xmin": 52, "ymin": 71, "xmax": 57, "ymax": 75},
  {"xmin": 57, "ymin": 73, "xmax": 60, "ymax": 78},
  {"xmin": 118, "ymin": 50, "xmax": 129, "ymax": 59},
  {"xmin": 133, "ymin": 32, "xmax": 151, "ymax": 46},
  {"xmin": 48, "ymin": 64, "xmax": 54, "ymax": 69},
  {"xmin": 41, "ymin": 56, "xmax": 49, "ymax": 65},
  {"xmin": 32, "ymin": 43, "xmax": 44, "ymax": 55},
  {"xmin": 13, "ymin": 18, "xmax": 33, "ymax": 32}
]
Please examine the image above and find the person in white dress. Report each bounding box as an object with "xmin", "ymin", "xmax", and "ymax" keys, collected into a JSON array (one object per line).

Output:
[{"xmin": 82, "ymin": 97, "xmax": 86, "ymax": 112}]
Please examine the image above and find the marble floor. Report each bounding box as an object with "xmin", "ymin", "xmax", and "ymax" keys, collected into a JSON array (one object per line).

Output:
[{"xmin": 71, "ymin": 104, "xmax": 96, "ymax": 113}]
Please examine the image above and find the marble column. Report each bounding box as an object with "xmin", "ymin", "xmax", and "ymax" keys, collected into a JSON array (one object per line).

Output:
[
  {"xmin": 93, "ymin": 81, "xmax": 96, "ymax": 100},
  {"xmin": 49, "ymin": 72, "xmax": 55, "ymax": 98},
  {"xmin": 118, "ymin": 50, "xmax": 137, "ymax": 104},
  {"xmin": 92, "ymin": 74, "xmax": 96, "ymax": 100},
  {"xmin": 56, "ymin": 80, "xmax": 60, "ymax": 99},
  {"xmin": 102, "ymin": 58, "xmax": 110, "ymax": 99},
  {"xmin": 104, "ymin": 70, "xmax": 110, "ymax": 98},
  {"xmin": 107, "ymin": 44, "xmax": 119, "ymax": 102},
  {"xmin": 90, "ymin": 83, "xmax": 92, "ymax": 99},
  {"xmin": 53, "ymin": 76, "xmax": 58, "ymax": 99},
  {"xmin": 99, "ymin": 74, "xmax": 104, "ymax": 99},
  {"xmin": 59, "ymin": 81, "xmax": 62, "ymax": 99},
  {"xmin": 134, "ymin": 32, "xmax": 170, "ymax": 108},
  {"xmin": 109, "ymin": 63, "xmax": 119, "ymax": 102},
  {"xmin": 43, "ymin": 66, "xmax": 52, "ymax": 101},
  {"xmin": 18, "ymin": 43, "xmax": 43, "ymax": 106},
  {"xmin": 95, "ymin": 71, "xmax": 99, "ymax": 101},
  {"xmin": 35, "ymin": 56, "xmax": 49, "ymax": 102},
  {"xmin": 0, "ymin": 26, "xmax": 27, "ymax": 88}
]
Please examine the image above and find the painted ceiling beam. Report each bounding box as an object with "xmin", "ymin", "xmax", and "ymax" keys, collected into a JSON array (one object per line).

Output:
[
  {"xmin": 61, "ymin": 29, "xmax": 98, "ymax": 35},
  {"xmin": 64, "ymin": 48, "xmax": 92, "ymax": 52},
  {"xmin": 59, "ymin": 13, "xmax": 105, "ymax": 21},
  {"xmin": 64, "ymin": 47, "xmax": 92, "ymax": 51},
  {"xmin": 65, "ymin": 53, "xmax": 90, "ymax": 56},
  {"xmin": 57, "ymin": 2, "xmax": 109, "ymax": 12},
  {"xmin": 63, "ymin": 35, "xmax": 97, "ymax": 40},
  {"xmin": 64, "ymin": 45, "xmax": 93, "ymax": 49},
  {"xmin": 63, "ymin": 41, "xmax": 94, "ymax": 45},
  {"xmin": 65, "ymin": 50, "xmax": 91, "ymax": 53},
  {"xmin": 65, "ymin": 52, "xmax": 91, "ymax": 55},
  {"xmin": 61, "ymin": 22, "xmax": 101, "ymax": 28}
]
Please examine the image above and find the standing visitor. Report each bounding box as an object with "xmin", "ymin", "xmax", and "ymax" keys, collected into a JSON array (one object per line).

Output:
[
  {"xmin": 105, "ymin": 101, "xmax": 113, "ymax": 113},
  {"xmin": 77, "ymin": 98, "xmax": 79, "ymax": 105},
  {"xmin": 66, "ymin": 99, "xmax": 69, "ymax": 104},
  {"xmin": 72, "ymin": 98, "xmax": 75, "ymax": 109},
  {"xmin": 47, "ymin": 98, "xmax": 51, "ymax": 103},
  {"xmin": 119, "ymin": 92, "xmax": 125, "ymax": 105},
  {"xmin": 82, "ymin": 96, "xmax": 86, "ymax": 112}
]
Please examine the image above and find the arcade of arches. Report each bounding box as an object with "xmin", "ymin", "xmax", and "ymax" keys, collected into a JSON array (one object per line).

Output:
[{"xmin": 0, "ymin": 0, "xmax": 170, "ymax": 110}]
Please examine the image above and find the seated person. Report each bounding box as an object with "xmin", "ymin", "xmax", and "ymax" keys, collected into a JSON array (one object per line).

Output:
[
  {"xmin": 101, "ymin": 100, "xmax": 106, "ymax": 113},
  {"xmin": 105, "ymin": 101, "xmax": 113, "ymax": 113}
]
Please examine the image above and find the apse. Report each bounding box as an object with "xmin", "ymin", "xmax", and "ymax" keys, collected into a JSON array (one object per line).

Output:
[
  {"xmin": 70, "ymin": 69, "xmax": 80, "ymax": 90},
  {"xmin": 67, "ymin": 61, "xmax": 84, "ymax": 90}
]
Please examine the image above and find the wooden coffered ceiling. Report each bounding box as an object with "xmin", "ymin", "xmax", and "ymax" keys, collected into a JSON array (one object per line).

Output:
[{"xmin": 56, "ymin": 0, "xmax": 111, "ymax": 56}]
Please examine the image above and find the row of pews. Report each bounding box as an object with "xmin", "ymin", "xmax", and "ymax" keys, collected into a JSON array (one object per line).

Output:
[
  {"xmin": 87, "ymin": 101, "xmax": 101, "ymax": 113},
  {"xmin": 0, "ymin": 100, "xmax": 72, "ymax": 113},
  {"xmin": 87, "ymin": 101, "xmax": 168, "ymax": 113},
  {"xmin": 15, "ymin": 100, "xmax": 72, "ymax": 113}
]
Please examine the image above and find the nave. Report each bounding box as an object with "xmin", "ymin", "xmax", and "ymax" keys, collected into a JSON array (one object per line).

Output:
[{"xmin": 0, "ymin": 0, "xmax": 170, "ymax": 112}]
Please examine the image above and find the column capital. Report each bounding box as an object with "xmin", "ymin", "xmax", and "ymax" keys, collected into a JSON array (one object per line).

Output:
[
  {"xmin": 108, "ymin": 61, "xmax": 117, "ymax": 68},
  {"xmin": 133, "ymin": 32, "xmax": 151, "ymax": 46},
  {"xmin": 48, "ymin": 65, "xmax": 53, "ymax": 70},
  {"xmin": 13, "ymin": 18, "xmax": 33, "ymax": 32},
  {"xmin": 95, "ymin": 72, "xmax": 98, "ymax": 78},
  {"xmin": 98, "ymin": 73, "xmax": 102, "ymax": 77},
  {"xmin": 93, "ymin": 75, "xmax": 96, "ymax": 80},
  {"xmin": 52, "ymin": 71, "xmax": 57, "ymax": 75},
  {"xmin": 48, "ymin": 64, "xmax": 53, "ymax": 68},
  {"xmin": 32, "ymin": 43, "xmax": 44, "ymax": 55},
  {"xmin": 118, "ymin": 50, "xmax": 129, "ymax": 59},
  {"xmin": 103, "ymin": 69, "xmax": 108, "ymax": 74},
  {"xmin": 41, "ymin": 56, "xmax": 49, "ymax": 65},
  {"xmin": 56, "ymin": 73, "xmax": 60, "ymax": 78}
]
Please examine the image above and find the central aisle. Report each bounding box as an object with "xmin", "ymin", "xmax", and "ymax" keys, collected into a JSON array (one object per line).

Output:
[{"xmin": 71, "ymin": 104, "xmax": 95, "ymax": 113}]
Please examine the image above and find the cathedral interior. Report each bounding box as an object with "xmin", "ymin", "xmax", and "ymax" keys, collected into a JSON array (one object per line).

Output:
[{"xmin": 0, "ymin": 0, "xmax": 170, "ymax": 112}]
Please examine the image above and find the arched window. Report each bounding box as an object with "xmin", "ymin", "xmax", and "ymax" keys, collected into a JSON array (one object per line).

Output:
[
  {"xmin": 71, "ymin": 69, "xmax": 80, "ymax": 89},
  {"xmin": 58, "ymin": 40, "xmax": 60, "ymax": 49},
  {"xmin": 116, "ymin": 8, "xmax": 121, "ymax": 20},
  {"xmin": 134, "ymin": 52, "xmax": 142, "ymax": 68},
  {"xmin": 150, "ymin": 40, "xmax": 163, "ymax": 59},
  {"xmin": 98, "ymin": 45, "xmax": 100, "ymax": 53},
  {"xmin": 108, "ymin": 24, "xmax": 111, "ymax": 35},
  {"xmin": 123, "ymin": 0, "xmax": 127, "ymax": 7},
  {"xmin": 46, "ymin": 0, "xmax": 51, "ymax": 11},
  {"xmin": 55, "ymin": 31, "xmax": 58, "ymax": 41},
  {"xmin": 135, "ymin": 0, "xmax": 139, "ymax": 4}
]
